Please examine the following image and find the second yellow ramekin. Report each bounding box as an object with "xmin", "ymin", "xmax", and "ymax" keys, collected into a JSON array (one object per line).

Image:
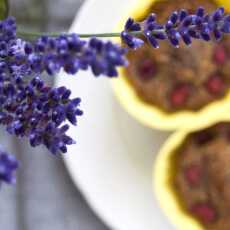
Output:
[{"xmin": 153, "ymin": 111, "xmax": 230, "ymax": 230}]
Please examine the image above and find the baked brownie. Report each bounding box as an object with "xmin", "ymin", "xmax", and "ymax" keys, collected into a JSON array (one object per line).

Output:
[
  {"xmin": 174, "ymin": 123, "xmax": 230, "ymax": 230},
  {"xmin": 125, "ymin": 0, "xmax": 230, "ymax": 113}
]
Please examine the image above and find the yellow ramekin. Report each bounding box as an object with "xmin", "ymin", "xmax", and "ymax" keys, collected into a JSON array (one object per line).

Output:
[
  {"xmin": 153, "ymin": 112, "xmax": 230, "ymax": 230},
  {"xmin": 112, "ymin": 0, "xmax": 230, "ymax": 131}
]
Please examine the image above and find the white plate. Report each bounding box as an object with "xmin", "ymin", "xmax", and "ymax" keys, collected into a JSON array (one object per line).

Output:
[{"xmin": 56, "ymin": 0, "xmax": 174, "ymax": 229}]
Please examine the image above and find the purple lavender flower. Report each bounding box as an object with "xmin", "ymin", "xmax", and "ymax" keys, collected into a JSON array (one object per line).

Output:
[
  {"xmin": 0, "ymin": 16, "xmax": 128, "ymax": 79},
  {"xmin": 121, "ymin": 17, "xmax": 144, "ymax": 49},
  {"xmin": 0, "ymin": 17, "xmax": 17, "ymax": 43},
  {"xmin": 0, "ymin": 16, "xmax": 128, "ymax": 156},
  {"xmin": 0, "ymin": 75, "xmax": 83, "ymax": 155},
  {"xmin": 87, "ymin": 37, "xmax": 128, "ymax": 76},
  {"xmin": 121, "ymin": 6, "xmax": 230, "ymax": 48},
  {"xmin": 24, "ymin": 34, "xmax": 128, "ymax": 77},
  {"xmin": 0, "ymin": 26, "xmax": 83, "ymax": 155},
  {"xmin": 0, "ymin": 149, "xmax": 18, "ymax": 185}
]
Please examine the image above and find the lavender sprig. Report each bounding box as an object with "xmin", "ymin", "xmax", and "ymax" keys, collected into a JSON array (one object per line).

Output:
[
  {"xmin": 121, "ymin": 6, "xmax": 230, "ymax": 49},
  {"xmin": 24, "ymin": 35, "xmax": 128, "ymax": 77},
  {"xmin": 0, "ymin": 16, "xmax": 128, "ymax": 156},
  {"xmin": 0, "ymin": 18, "xmax": 84, "ymax": 155},
  {"xmin": 1, "ymin": 17, "xmax": 127, "ymax": 78},
  {"xmin": 19, "ymin": 6, "xmax": 230, "ymax": 50}
]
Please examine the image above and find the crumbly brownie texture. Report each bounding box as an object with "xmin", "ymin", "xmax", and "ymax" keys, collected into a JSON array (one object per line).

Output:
[
  {"xmin": 126, "ymin": 0, "xmax": 230, "ymax": 113},
  {"xmin": 175, "ymin": 123, "xmax": 230, "ymax": 230}
]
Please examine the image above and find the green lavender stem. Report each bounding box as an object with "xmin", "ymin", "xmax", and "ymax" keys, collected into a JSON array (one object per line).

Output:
[
  {"xmin": 17, "ymin": 30, "xmax": 142, "ymax": 39},
  {"xmin": 17, "ymin": 27, "xmax": 179, "ymax": 39}
]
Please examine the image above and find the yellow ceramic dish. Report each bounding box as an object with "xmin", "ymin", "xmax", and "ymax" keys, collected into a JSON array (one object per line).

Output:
[
  {"xmin": 153, "ymin": 112, "xmax": 230, "ymax": 230},
  {"xmin": 112, "ymin": 0, "xmax": 230, "ymax": 131}
]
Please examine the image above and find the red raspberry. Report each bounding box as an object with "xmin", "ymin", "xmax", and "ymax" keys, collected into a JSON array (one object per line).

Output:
[
  {"xmin": 205, "ymin": 75, "xmax": 225, "ymax": 95},
  {"xmin": 184, "ymin": 165, "xmax": 201, "ymax": 186},
  {"xmin": 137, "ymin": 59, "xmax": 157, "ymax": 81},
  {"xmin": 190, "ymin": 203, "xmax": 217, "ymax": 224},
  {"xmin": 169, "ymin": 84, "xmax": 190, "ymax": 107},
  {"xmin": 213, "ymin": 46, "xmax": 227, "ymax": 64},
  {"xmin": 194, "ymin": 131, "xmax": 214, "ymax": 146}
]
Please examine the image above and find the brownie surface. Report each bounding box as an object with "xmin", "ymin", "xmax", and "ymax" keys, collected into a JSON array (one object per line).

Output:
[
  {"xmin": 175, "ymin": 123, "xmax": 230, "ymax": 229},
  {"xmin": 126, "ymin": 0, "xmax": 230, "ymax": 112}
]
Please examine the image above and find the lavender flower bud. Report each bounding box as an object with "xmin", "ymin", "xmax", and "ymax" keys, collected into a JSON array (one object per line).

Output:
[
  {"xmin": 195, "ymin": 7, "xmax": 204, "ymax": 18},
  {"xmin": 221, "ymin": 15, "xmax": 230, "ymax": 33},
  {"xmin": 169, "ymin": 11, "xmax": 179, "ymax": 25},
  {"xmin": 125, "ymin": 18, "xmax": 141, "ymax": 31},
  {"xmin": 179, "ymin": 9, "xmax": 188, "ymax": 21},
  {"xmin": 0, "ymin": 148, "xmax": 18, "ymax": 185},
  {"xmin": 121, "ymin": 16, "xmax": 144, "ymax": 49},
  {"xmin": 147, "ymin": 13, "xmax": 156, "ymax": 24},
  {"xmin": 121, "ymin": 31, "xmax": 144, "ymax": 49},
  {"xmin": 144, "ymin": 30, "xmax": 159, "ymax": 48}
]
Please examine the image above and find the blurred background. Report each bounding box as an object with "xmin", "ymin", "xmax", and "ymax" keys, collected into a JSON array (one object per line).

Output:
[{"xmin": 0, "ymin": 0, "xmax": 109, "ymax": 229}]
